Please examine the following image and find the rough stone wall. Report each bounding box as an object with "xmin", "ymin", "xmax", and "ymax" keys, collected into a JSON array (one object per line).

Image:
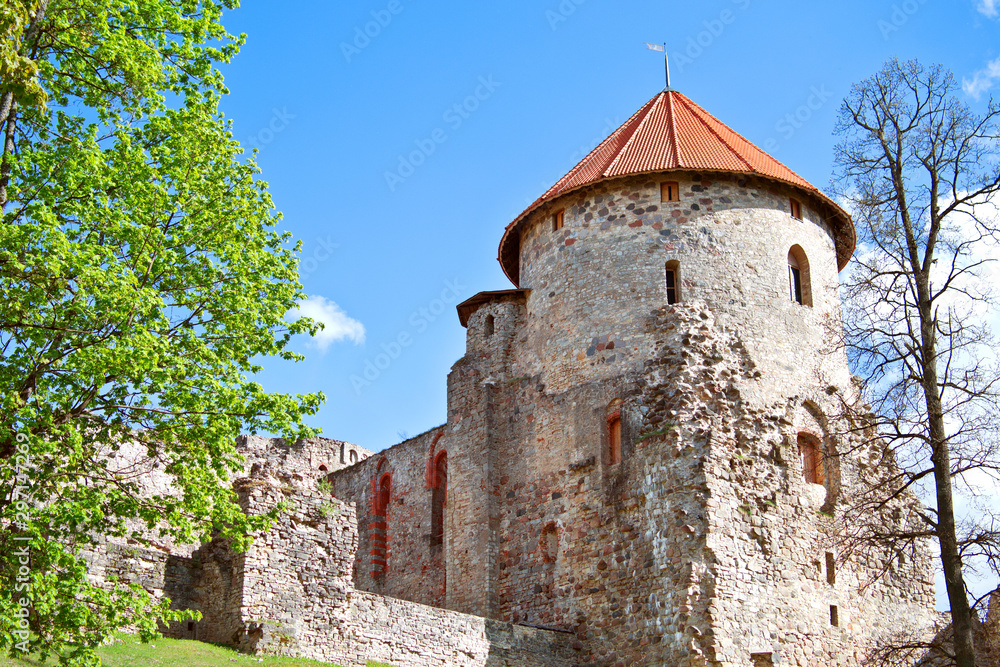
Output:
[
  {"xmin": 81, "ymin": 435, "xmax": 367, "ymax": 642},
  {"xmin": 196, "ymin": 477, "xmax": 358, "ymax": 656},
  {"xmin": 442, "ymin": 297, "xmax": 529, "ymax": 618},
  {"xmin": 515, "ymin": 172, "xmax": 852, "ymax": 398},
  {"xmin": 328, "ymin": 427, "xmax": 449, "ymax": 608},
  {"xmin": 471, "ymin": 303, "xmax": 723, "ymax": 666},
  {"xmin": 192, "ymin": 476, "xmax": 575, "ymax": 667},
  {"xmin": 82, "ymin": 539, "xmax": 199, "ymax": 639},
  {"xmin": 452, "ymin": 292, "xmax": 937, "ymax": 666},
  {"xmin": 343, "ymin": 591, "xmax": 575, "ymax": 667},
  {"xmin": 237, "ymin": 435, "xmax": 373, "ymax": 486},
  {"xmin": 180, "ymin": 534, "xmax": 245, "ymax": 644}
]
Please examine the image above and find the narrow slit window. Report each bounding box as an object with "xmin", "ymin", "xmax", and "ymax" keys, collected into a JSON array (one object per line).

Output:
[
  {"xmin": 660, "ymin": 181, "xmax": 680, "ymax": 202},
  {"xmin": 484, "ymin": 314, "xmax": 495, "ymax": 338},
  {"xmin": 826, "ymin": 552, "xmax": 836, "ymax": 584},
  {"xmin": 431, "ymin": 452, "xmax": 447, "ymax": 549},
  {"xmin": 665, "ymin": 260, "xmax": 681, "ymax": 305},
  {"xmin": 790, "ymin": 198, "xmax": 802, "ymax": 220},
  {"xmin": 553, "ymin": 209, "xmax": 565, "ymax": 231},
  {"xmin": 607, "ymin": 399, "xmax": 623, "ymax": 466},
  {"xmin": 609, "ymin": 417, "xmax": 621, "ymax": 464},
  {"xmin": 542, "ymin": 522, "xmax": 559, "ymax": 563},
  {"xmin": 830, "ymin": 605, "xmax": 839, "ymax": 627}
]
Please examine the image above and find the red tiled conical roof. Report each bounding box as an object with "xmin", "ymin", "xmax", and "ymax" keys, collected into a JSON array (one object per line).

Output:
[{"xmin": 498, "ymin": 90, "xmax": 854, "ymax": 286}]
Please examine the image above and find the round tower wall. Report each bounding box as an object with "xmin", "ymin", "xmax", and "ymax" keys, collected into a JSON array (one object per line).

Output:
[{"xmin": 513, "ymin": 173, "xmax": 852, "ymax": 398}]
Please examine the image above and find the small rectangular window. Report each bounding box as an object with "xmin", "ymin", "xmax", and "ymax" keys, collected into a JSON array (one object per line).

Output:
[
  {"xmin": 608, "ymin": 417, "xmax": 621, "ymax": 465},
  {"xmin": 830, "ymin": 605, "xmax": 839, "ymax": 627},
  {"xmin": 661, "ymin": 181, "xmax": 680, "ymax": 202},
  {"xmin": 553, "ymin": 209, "xmax": 565, "ymax": 231},
  {"xmin": 826, "ymin": 552, "xmax": 836, "ymax": 585},
  {"xmin": 790, "ymin": 198, "xmax": 802, "ymax": 220}
]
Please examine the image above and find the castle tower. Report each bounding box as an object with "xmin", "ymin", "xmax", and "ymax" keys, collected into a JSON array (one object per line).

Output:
[{"xmin": 443, "ymin": 89, "xmax": 937, "ymax": 666}]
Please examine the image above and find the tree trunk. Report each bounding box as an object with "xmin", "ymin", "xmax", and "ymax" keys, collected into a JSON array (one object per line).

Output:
[{"xmin": 918, "ymin": 270, "xmax": 977, "ymax": 667}]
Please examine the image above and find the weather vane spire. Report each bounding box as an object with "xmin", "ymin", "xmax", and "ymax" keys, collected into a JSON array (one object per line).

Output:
[{"xmin": 645, "ymin": 42, "xmax": 671, "ymax": 90}]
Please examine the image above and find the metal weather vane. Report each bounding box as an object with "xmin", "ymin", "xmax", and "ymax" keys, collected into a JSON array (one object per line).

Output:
[{"xmin": 645, "ymin": 42, "xmax": 671, "ymax": 90}]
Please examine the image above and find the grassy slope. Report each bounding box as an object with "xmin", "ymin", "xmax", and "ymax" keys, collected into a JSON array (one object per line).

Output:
[{"xmin": 0, "ymin": 634, "xmax": 351, "ymax": 667}]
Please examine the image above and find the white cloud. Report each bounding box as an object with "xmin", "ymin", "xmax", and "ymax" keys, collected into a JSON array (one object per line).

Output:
[
  {"xmin": 977, "ymin": 0, "xmax": 999, "ymax": 17},
  {"xmin": 962, "ymin": 55, "xmax": 1000, "ymax": 100},
  {"xmin": 290, "ymin": 295, "xmax": 365, "ymax": 350}
]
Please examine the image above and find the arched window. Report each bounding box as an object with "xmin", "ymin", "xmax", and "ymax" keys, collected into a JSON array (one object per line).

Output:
[
  {"xmin": 787, "ymin": 245, "xmax": 812, "ymax": 307},
  {"xmin": 372, "ymin": 472, "xmax": 391, "ymax": 577},
  {"xmin": 349, "ymin": 450, "xmax": 358, "ymax": 464},
  {"xmin": 431, "ymin": 451, "xmax": 447, "ymax": 549},
  {"xmin": 798, "ymin": 432, "xmax": 824, "ymax": 485},
  {"xmin": 484, "ymin": 314, "xmax": 495, "ymax": 338},
  {"xmin": 665, "ymin": 260, "xmax": 681, "ymax": 305}
]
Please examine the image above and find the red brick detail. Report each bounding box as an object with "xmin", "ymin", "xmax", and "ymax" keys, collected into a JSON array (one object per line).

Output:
[{"xmin": 424, "ymin": 430, "xmax": 446, "ymax": 489}]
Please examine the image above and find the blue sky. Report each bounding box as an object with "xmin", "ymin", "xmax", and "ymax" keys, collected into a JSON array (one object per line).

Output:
[{"xmin": 216, "ymin": 0, "xmax": 1000, "ymax": 452}]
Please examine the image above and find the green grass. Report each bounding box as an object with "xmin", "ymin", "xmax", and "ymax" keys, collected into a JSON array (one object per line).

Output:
[{"xmin": 0, "ymin": 634, "xmax": 343, "ymax": 667}]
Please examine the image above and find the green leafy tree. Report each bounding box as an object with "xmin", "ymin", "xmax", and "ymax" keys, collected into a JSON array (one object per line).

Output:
[{"xmin": 0, "ymin": 1, "xmax": 323, "ymax": 663}]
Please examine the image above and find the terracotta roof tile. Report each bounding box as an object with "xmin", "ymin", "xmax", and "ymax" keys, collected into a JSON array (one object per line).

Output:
[{"xmin": 498, "ymin": 90, "xmax": 854, "ymax": 285}]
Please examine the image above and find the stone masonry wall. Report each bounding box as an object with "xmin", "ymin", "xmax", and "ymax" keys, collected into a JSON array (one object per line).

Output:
[
  {"xmin": 442, "ymin": 296, "xmax": 529, "ymax": 618},
  {"xmin": 82, "ymin": 436, "xmax": 367, "ymax": 642},
  {"xmin": 199, "ymin": 477, "xmax": 358, "ymax": 656},
  {"xmin": 193, "ymin": 475, "xmax": 575, "ymax": 667},
  {"xmin": 328, "ymin": 426, "xmax": 449, "ymax": 608},
  {"xmin": 237, "ymin": 434, "xmax": 373, "ymax": 486},
  {"xmin": 452, "ymin": 291, "xmax": 936, "ymax": 666},
  {"xmin": 343, "ymin": 591, "xmax": 576, "ymax": 667},
  {"xmin": 514, "ymin": 172, "xmax": 853, "ymax": 399}
]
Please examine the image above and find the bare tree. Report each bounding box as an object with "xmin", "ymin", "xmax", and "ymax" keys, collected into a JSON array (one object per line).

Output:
[{"xmin": 833, "ymin": 58, "xmax": 1000, "ymax": 667}]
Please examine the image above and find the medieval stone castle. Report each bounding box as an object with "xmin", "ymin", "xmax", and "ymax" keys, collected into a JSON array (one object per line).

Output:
[{"xmin": 87, "ymin": 89, "xmax": 944, "ymax": 666}]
